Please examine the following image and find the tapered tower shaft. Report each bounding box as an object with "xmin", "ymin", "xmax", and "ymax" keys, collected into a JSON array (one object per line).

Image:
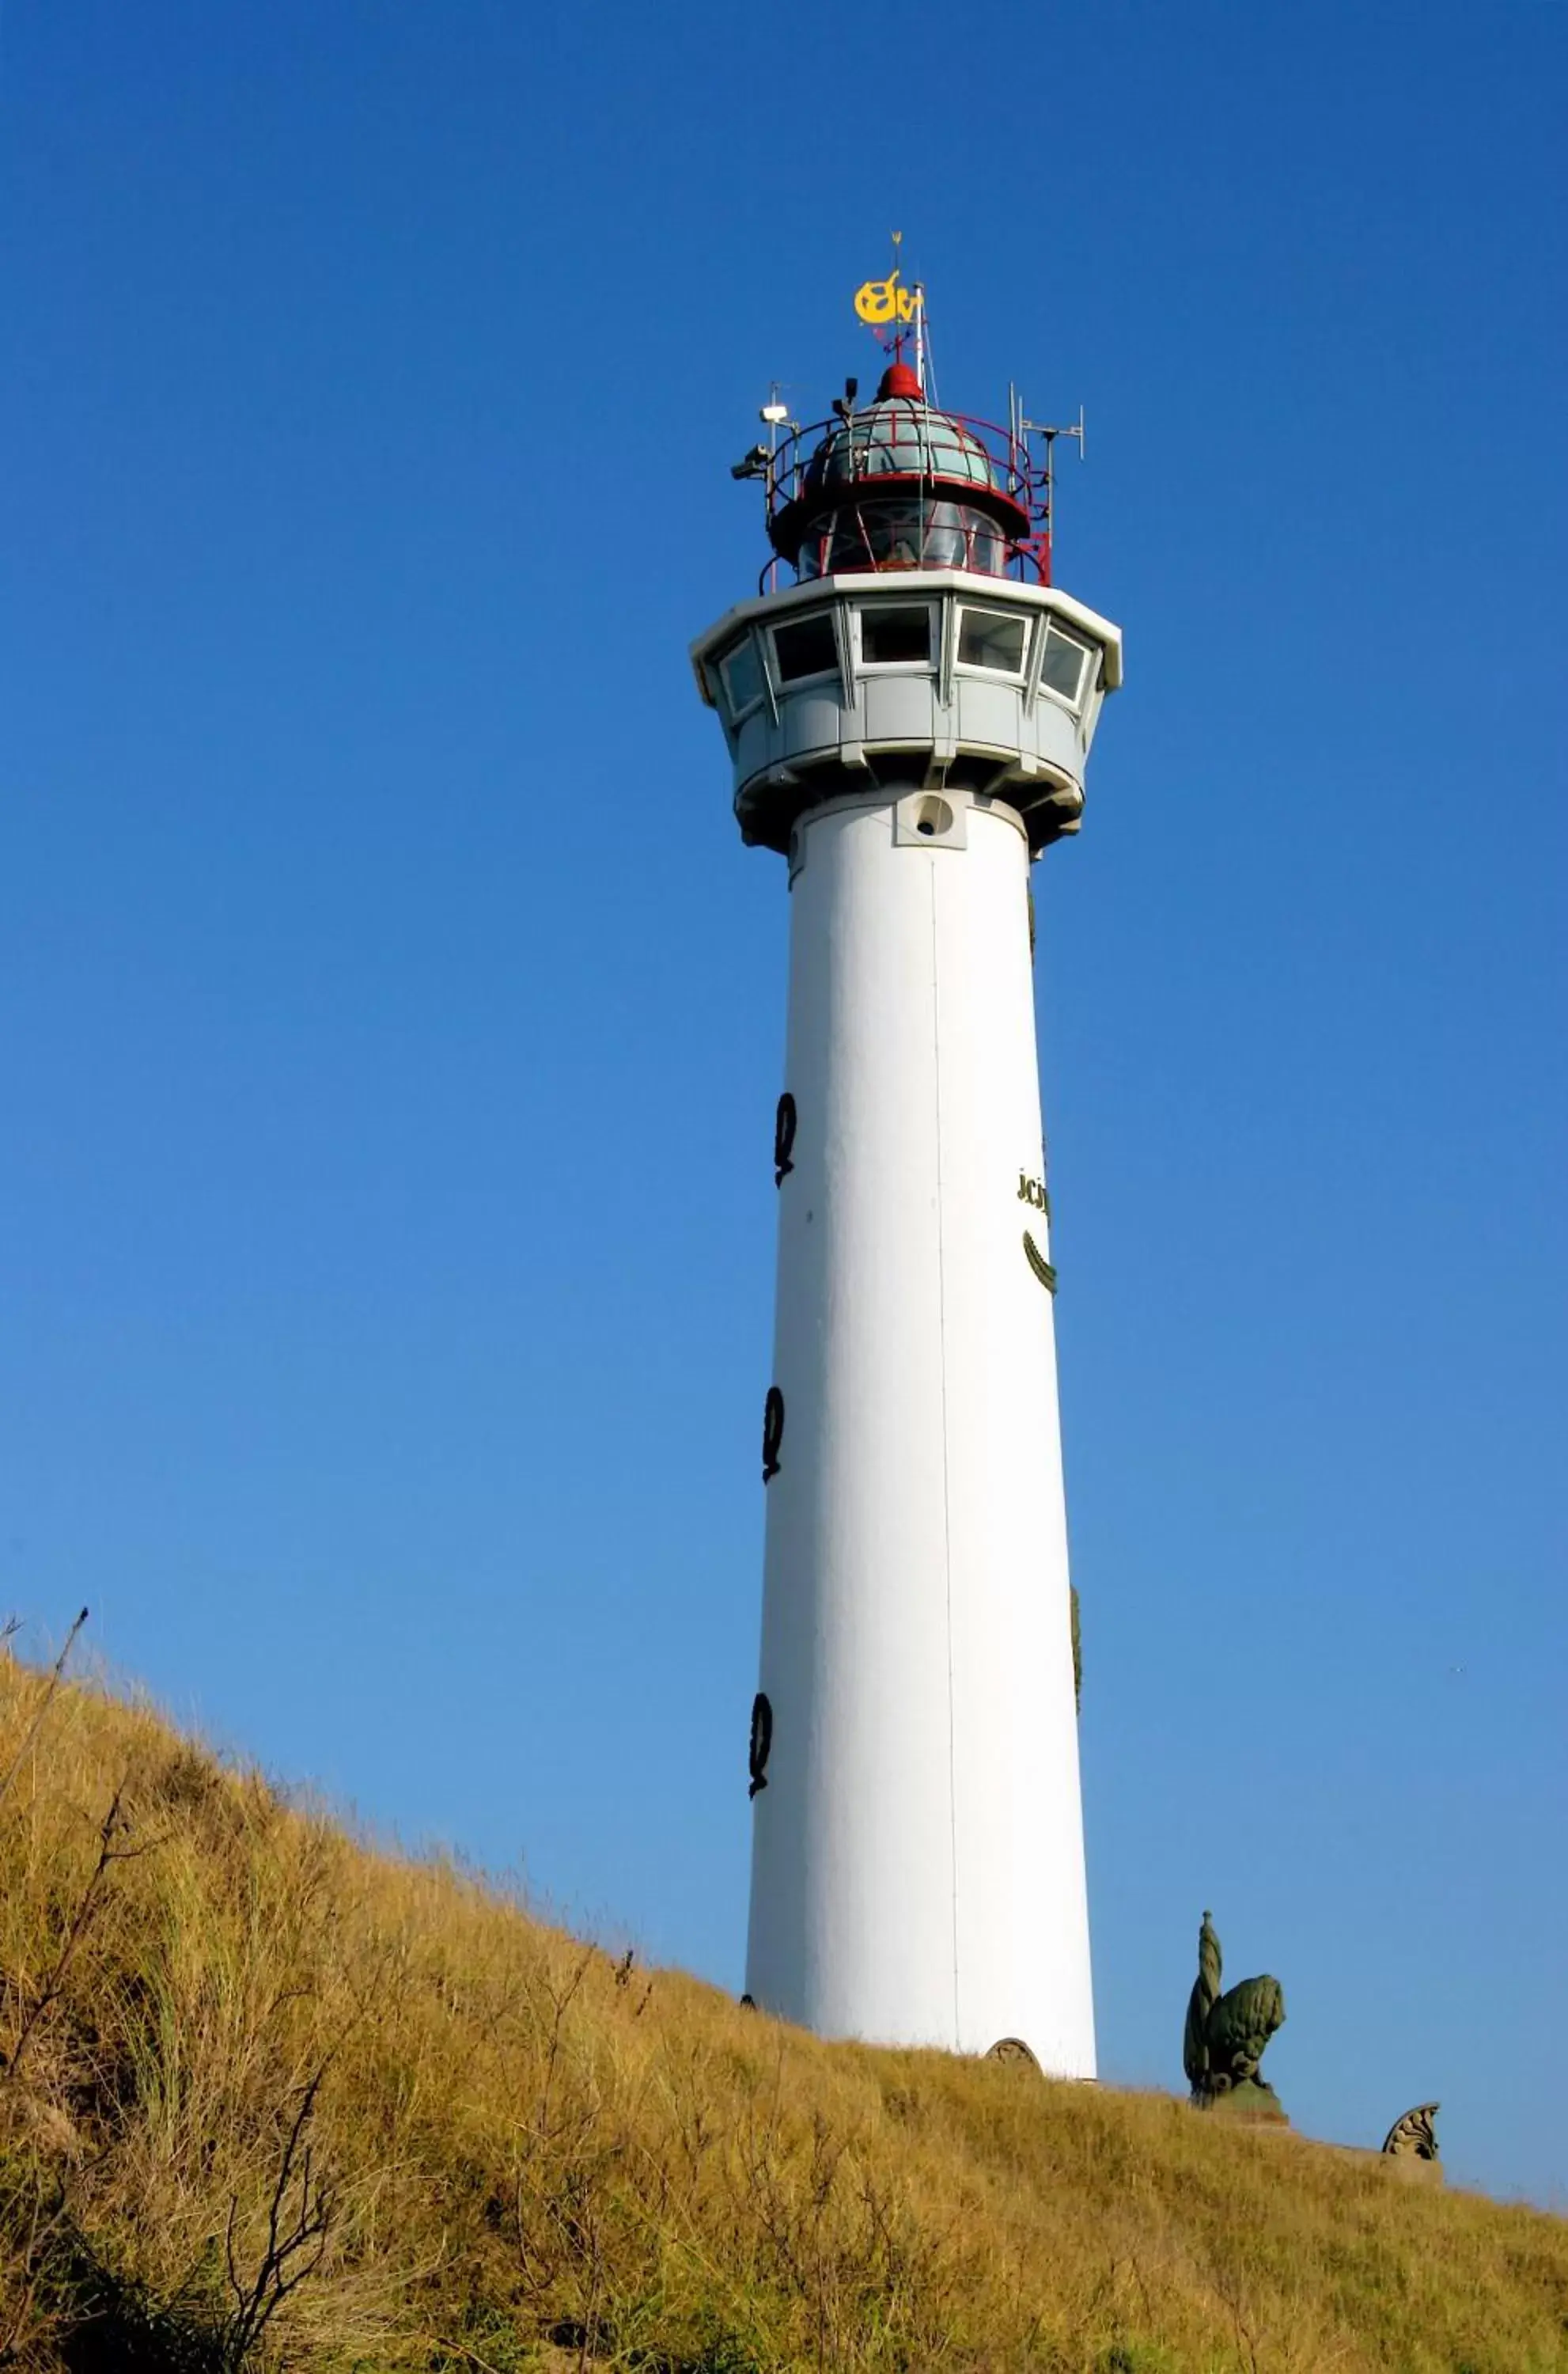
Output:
[{"xmin": 748, "ymin": 784, "xmax": 1093, "ymax": 2065}]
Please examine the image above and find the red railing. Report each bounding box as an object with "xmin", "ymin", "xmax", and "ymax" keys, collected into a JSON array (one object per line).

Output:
[
  {"xmin": 756, "ymin": 405, "xmax": 1054, "ymax": 594},
  {"xmin": 765, "ymin": 406, "xmax": 1038, "ymax": 518}
]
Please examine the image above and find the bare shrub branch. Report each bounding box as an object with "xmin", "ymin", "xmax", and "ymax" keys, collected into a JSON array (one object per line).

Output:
[
  {"xmin": 3, "ymin": 1773, "xmax": 154, "ymax": 2084},
  {"xmin": 0, "ymin": 1607, "xmax": 89, "ymax": 1811},
  {"xmin": 222, "ymin": 2065, "xmax": 335, "ymax": 2368}
]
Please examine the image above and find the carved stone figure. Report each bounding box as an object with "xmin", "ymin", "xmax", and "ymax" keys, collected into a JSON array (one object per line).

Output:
[
  {"xmin": 1381, "ymin": 2103, "xmax": 1440, "ymax": 2160},
  {"xmin": 1181, "ymin": 1909, "xmax": 1287, "ymax": 2118},
  {"xmin": 1379, "ymin": 2099, "xmax": 1443, "ymax": 2184}
]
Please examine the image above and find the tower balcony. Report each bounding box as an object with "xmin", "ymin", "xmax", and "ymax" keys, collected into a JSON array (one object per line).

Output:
[{"xmin": 691, "ymin": 571, "xmax": 1123, "ymax": 858}]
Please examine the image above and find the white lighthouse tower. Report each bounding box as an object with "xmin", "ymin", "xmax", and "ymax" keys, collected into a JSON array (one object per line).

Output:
[{"xmin": 691, "ymin": 310, "xmax": 1121, "ymax": 2077}]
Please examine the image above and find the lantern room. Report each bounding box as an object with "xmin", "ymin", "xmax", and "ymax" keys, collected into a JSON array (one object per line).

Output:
[{"xmin": 766, "ymin": 362, "xmax": 1038, "ymax": 585}]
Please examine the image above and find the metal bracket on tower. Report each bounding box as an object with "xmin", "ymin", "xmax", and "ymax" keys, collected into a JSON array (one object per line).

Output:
[{"xmin": 1020, "ymin": 404, "xmax": 1086, "ymax": 458}]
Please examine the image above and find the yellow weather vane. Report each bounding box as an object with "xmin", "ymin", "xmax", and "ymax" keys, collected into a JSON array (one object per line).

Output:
[{"xmin": 854, "ymin": 231, "xmax": 922, "ymax": 326}]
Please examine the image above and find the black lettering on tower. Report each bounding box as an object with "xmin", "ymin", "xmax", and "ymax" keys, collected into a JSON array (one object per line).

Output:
[
  {"xmin": 775, "ymin": 1092, "xmax": 797, "ymax": 1186},
  {"xmin": 762, "ymin": 1386, "xmax": 785, "ymax": 1481},
  {"xmin": 748, "ymin": 1691, "xmax": 773, "ymax": 1797}
]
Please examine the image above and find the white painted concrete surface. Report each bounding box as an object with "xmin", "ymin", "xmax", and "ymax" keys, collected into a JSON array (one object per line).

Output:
[{"xmin": 744, "ymin": 787, "xmax": 1095, "ymax": 2077}]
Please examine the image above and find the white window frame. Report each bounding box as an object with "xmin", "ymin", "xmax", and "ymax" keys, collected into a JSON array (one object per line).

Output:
[
  {"xmin": 1034, "ymin": 620, "xmax": 1094, "ymax": 716},
  {"xmin": 716, "ymin": 631, "xmax": 767, "ymax": 724},
  {"xmin": 766, "ymin": 607, "xmax": 843, "ymax": 696},
  {"xmin": 852, "ymin": 599, "xmax": 939, "ymax": 678},
  {"xmin": 953, "ymin": 601, "xmax": 1032, "ymax": 687}
]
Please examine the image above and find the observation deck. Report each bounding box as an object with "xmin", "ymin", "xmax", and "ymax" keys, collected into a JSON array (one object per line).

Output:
[{"xmin": 691, "ymin": 569, "xmax": 1121, "ymax": 859}]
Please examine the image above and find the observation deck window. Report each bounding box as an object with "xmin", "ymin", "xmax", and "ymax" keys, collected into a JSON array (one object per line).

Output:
[
  {"xmin": 858, "ymin": 603, "xmax": 935, "ymax": 669},
  {"xmin": 717, "ymin": 633, "xmax": 764, "ymax": 720},
  {"xmin": 771, "ymin": 610, "xmax": 839, "ymax": 687},
  {"xmin": 956, "ymin": 606, "xmax": 1028, "ymax": 679},
  {"xmin": 1038, "ymin": 624, "xmax": 1093, "ymax": 710}
]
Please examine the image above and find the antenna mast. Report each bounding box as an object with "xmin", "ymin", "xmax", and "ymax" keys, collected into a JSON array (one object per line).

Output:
[{"xmin": 1020, "ymin": 404, "xmax": 1086, "ymax": 582}]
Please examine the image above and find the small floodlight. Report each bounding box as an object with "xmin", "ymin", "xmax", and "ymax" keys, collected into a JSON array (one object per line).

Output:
[{"xmin": 759, "ymin": 402, "xmax": 789, "ymax": 425}]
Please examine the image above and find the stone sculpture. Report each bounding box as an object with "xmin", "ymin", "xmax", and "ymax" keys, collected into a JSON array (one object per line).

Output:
[
  {"xmin": 1182, "ymin": 1909, "xmax": 1286, "ymax": 2118},
  {"xmin": 1379, "ymin": 2099, "xmax": 1443, "ymax": 2184},
  {"xmin": 1381, "ymin": 2103, "xmax": 1441, "ymax": 2161}
]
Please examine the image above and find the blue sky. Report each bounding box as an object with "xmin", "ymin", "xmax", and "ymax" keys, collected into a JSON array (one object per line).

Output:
[{"xmin": 2, "ymin": 1, "xmax": 1563, "ymax": 2205}]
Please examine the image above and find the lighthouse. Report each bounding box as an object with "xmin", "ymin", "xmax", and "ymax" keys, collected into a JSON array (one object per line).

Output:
[{"xmin": 691, "ymin": 305, "xmax": 1122, "ymax": 2076}]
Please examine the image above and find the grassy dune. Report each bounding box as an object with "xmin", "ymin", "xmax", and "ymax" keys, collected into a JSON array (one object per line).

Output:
[{"xmin": 1, "ymin": 1657, "xmax": 1564, "ymax": 2372}]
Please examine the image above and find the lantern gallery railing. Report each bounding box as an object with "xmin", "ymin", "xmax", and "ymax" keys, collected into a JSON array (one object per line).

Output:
[
  {"xmin": 767, "ymin": 407, "xmax": 1035, "ymax": 518},
  {"xmin": 790, "ymin": 499, "xmax": 1013, "ymax": 583},
  {"xmin": 758, "ymin": 405, "xmax": 1055, "ymax": 592}
]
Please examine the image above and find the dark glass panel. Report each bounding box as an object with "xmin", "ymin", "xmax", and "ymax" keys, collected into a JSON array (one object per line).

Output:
[
  {"xmin": 860, "ymin": 605, "xmax": 934, "ymax": 665},
  {"xmin": 1039, "ymin": 628, "xmax": 1090, "ymax": 705},
  {"xmin": 771, "ymin": 612, "xmax": 839, "ymax": 683},
  {"xmin": 957, "ymin": 609, "xmax": 1027, "ymax": 674}
]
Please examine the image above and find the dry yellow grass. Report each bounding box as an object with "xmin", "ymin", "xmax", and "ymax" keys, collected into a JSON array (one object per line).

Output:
[{"xmin": 1, "ymin": 1654, "xmax": 1564, "ymax": 2372}]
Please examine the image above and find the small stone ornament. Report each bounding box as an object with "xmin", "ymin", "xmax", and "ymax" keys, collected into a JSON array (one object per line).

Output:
[
  {"xmin": 1381, "ymin": 2100, "xmax": 1439, "ymax": 2157},
  {"xmin": 1182, "ymin": 1909, "xmax": 1287, "ymax": 2120},
  {"xmin": 1381, "ymin": 2102, "xmax": 1442, "ymax": 2182}
]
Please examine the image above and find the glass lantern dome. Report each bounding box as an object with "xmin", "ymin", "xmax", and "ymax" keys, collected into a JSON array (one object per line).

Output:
[{"xmin": 767, "ymin": 362, "xmax": 1034, "ymax": 582}]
